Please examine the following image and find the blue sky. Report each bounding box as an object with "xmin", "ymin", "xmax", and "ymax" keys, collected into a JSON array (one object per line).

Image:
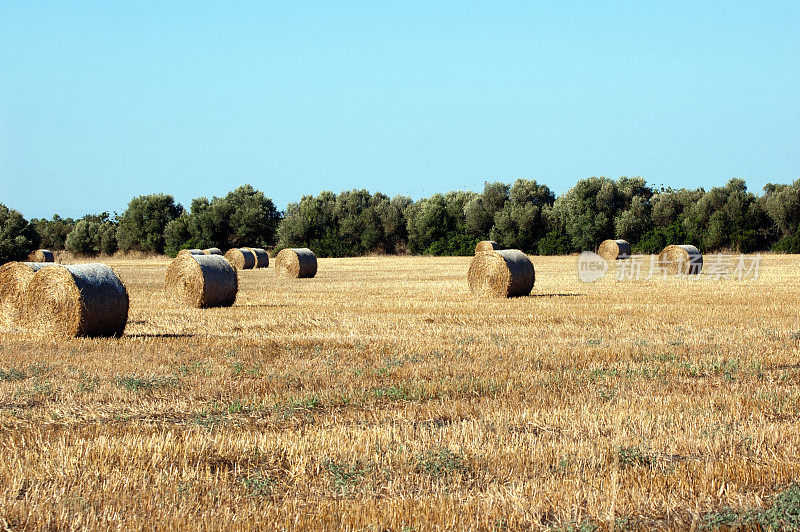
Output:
[{"xmin": 1, "ymin": 1, "xmax": 798, "ymax": 219}]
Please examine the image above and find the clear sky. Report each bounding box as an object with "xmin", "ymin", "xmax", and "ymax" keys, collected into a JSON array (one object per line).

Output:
[{"xmin": 1, "ymin": 1, "xmax": 798, "ymax": 219}]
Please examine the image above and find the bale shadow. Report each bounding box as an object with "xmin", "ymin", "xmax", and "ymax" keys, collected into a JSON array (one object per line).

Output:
[
  {"xmin": 126, "ymin": 333, "xmax": 195, "ymax": 338},
  {"xmin": 237, "ymin": 304, "xmax": 289, "ymax": 308},
  {"xmin": 529, "ymin": 293, "xmax": 585, "ymax": 298}
]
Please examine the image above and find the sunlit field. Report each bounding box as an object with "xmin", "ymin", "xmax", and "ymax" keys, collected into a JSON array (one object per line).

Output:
[{"xmin": 1, "ymin": 254, "xmax": 799, "ymax": 530}]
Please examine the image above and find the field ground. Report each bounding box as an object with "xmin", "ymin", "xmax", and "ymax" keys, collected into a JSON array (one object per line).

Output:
[{"xmin": 1, "ymin": 254, "xmax": 799, "ymax": 530}]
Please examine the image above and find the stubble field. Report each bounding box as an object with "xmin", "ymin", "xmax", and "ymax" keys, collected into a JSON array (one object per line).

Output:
[{"xmin": 1, "ymin": 254, "xmax": 799, "ymax": 530}]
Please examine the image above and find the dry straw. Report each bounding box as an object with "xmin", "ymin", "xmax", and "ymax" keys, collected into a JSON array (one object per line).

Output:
[
  {"xmin": 165, "ymin": 253, "xmax": 237, "ymax": 308},
  {"xmin": 202, "ymin": 248, "xmax": 223, "ymax": 255},
  {"xmin": 178, "ymin": 249, "xmax": 204, "ymax": 256},
  {"xmin": 0, "ymin": 262, "xmax": 54, "ymax": 323},
  {"xmin": 475, "ymin": 241, "xmax": 502, "ymax": 254},
  {"xmin": 468, "ymin": 249, "xmax": 535, "ymax": 297},
  {"xmin": 658, "ymin": 245, "xmax": 703, "ymax": 275},
  {"xmin": 597, "ymin": 239, "xmax": 632, "ymax": 261},
  {"xmin": 244, "ymin": 247, "xmax": 269, "ymax": 268},
  {"xmin": 224, "ymin": 248, "xmax": 256, "ymax": 270},
  {"xmin": 24, "ymin": 263, "xmax": 129, "ymax": 337},
  {"xmin": 28, "ymin": 249, "xmax": 55, "ymax": 262},
  {"xmin": 275, "ymin": 248, "xmax": 317, "ymax": 278}
]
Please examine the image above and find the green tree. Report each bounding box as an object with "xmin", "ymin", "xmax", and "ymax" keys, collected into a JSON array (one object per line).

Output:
[
  {"xmin": 277, "ymin": 191, "xmax": 341, "ymax": 256},
  {"xmin": 537, "ymin": 230, "xmax": 572, "ymax": 255},
  {"xmin": 490, "ymin": 179, "xmax": 554, "ymax": 252},
  {"xmin": 374, "ymin": 195, "xmax": 412, "ymax": 253},
  {"xmin": 552, "ymin": 177, "xmax": 615, "ymax": 251},
  {"xmin": 99, "ymin": 222, "xmax": 118, "ymax": 255},
  {"xmin": 553, "ymin": 176, "xmax": 653, "ymax": 251},
  {"xmin": 407, "ymin": 192, "xmax": 477, "ymax": 255},
  {"xmin": 0, "ymin": 204, "xmax": 38, "ymax": 263},
  {"xmin": 333, "ymin": 189, "xmax": 374, "ymax": 255},
  {"xmin": 761, "ymin": 180, "xmax": 800, "ymax": 251},
  {"xmin": 614, "ymin": 195, "xmax": 651, "ymax": 244},
  {"xmin": 634, "ymin": 221, "xmax": 690, "ymax": 254},
  {"xmin": 189, "ymin": 185, "xmax": 281, "ymax": 250},
  {"xmin": 612, "ymin": 177, "xmax": 653, "ymax": 244},
  {"xmin": 65, "ymin": 213, "xmax": 118, "ymax": 256},
  {"xmin": 31, "ymin": 215, "xmax": 75, "ymax": 250},
  {"xmin": 684, "ymin": 179, "xmax": 769, "ymax": 252},
  {"xmin": 65, "ymin": 220, "xmax": 102, "ymax": 256},
  {"xmin": 164, "ymin": 214, "xmax": 195, "ymax": 256},
  {"xmin": 464, "ymin": 182, "xmax": 509, "ymax": 238},
  {"xmin": 650, "ymin": 187, "xmax": 705, "ymax": 228},
  {"xmin": 117, "ymin": 194, "xmax": 182, "ymax": 254}
]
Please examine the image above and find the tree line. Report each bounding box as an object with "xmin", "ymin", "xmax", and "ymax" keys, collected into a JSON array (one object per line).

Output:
[{"xmin": 2, "ymin": 177, "xmax": 799, "ymax": 264}]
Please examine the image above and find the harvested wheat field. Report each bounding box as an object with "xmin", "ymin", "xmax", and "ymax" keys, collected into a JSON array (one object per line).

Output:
[{"xmin": 1, "ymin": 254, "xmax": 799, "ymax": 530}]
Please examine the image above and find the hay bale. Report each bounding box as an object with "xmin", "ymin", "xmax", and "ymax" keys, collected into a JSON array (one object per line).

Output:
[
  {"xmin": 597, "ymin": 239, "xmax": 632, "ymax": 261},
  {"xmin": 178, "ymin": 249, "xmax": 204, "ymax": 256},
  {"xmin": 28, "ymin": 249, "xmax": 55, "ymax": 262},
  {"xmin": 275, "ymin": 248, "xmax": 317, "ymax": 278},
  {"xmin": 658, "ymin": 245, "xmax": 703, "ymax": 275},
  {"xmin": 475, "ymin": 241, "xmax": 502, "ymax": 254},
  {"xmin": 24, "ymin": 263, "xmax": 129, "ymax": 337},
  {"xmin": 244, "ymin": 247, "xmax": 269, "ymax": 268},
  {"xmin": 224, "ymin": 248, "xmax": 256, "ymax": 270},
  {"xmin": 0, "ymin": 262, "xmax": 54, "ymax": 322},
  {"xmin": 203, "ymin": 248, "xmax": 223, "ymax": 255},
  {"xmin": 165, "ymin": 253, "xmax": 237, "ymax": 308},
  {"xmin": 467, "ymin": 249, "xmax": 535, "ymax": 298}
]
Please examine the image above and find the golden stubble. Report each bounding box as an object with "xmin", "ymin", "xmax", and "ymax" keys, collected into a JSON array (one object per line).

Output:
[{"xmin": 0, "ymin": 254, "xmax": 799, "ymax": 530}]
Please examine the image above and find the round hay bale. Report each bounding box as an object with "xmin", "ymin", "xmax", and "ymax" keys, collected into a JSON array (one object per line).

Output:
[
  {"xmin": 475, "ymin": 241, "xmax": 502, "ymax": 254},
  {"xmin": 658, "ymin": 244, "xmax": 703, "ymax": 275},
  {"xmin": 597, "ymin": 239, "xmax": 632, "ymax": 261},
  {"xmin": 28, "ymin": 249, "xmax": 55, "ymax": 262},
  {"xmin": 203, "ymin": 248, "xmax": 223, "ymax": 256},
  {"xmin": 178, "ymin": 249, "xmax": 204, "ymax": 256},
  {"xmin": 24, "ymin": 263, "xmax": 129, "ymax": 337},
  {"xmin": 244, "ymin": 247, "xmax": 269, "ymax": 268},
  {"xmin": 275, "ymin": 248, "xmax": 317, "ymax": 278},
  {"xmin": 165, "ymin": 253, "xmax": 237, "ymax": 308},
  {"xmin": 224, "ymin": 248, "xmax": 256, "ymax": 270},
  {"xmin": 0, "ymin": 262, "xmax": 54, "ymax": 323},
  {"xmin": 467, "ymin": 249, "xmax": 535, "ymax": 298}
]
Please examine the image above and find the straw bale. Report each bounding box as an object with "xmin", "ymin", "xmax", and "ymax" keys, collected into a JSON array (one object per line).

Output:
[{"xmin": 467, "ymin": 249, "xmax": 535, "ymax": 297}]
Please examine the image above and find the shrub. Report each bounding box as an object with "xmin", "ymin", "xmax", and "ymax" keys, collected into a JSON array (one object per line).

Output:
[
  {"xmin": 537, "ymin": 230, "xmax": 572, "ymax": 255},
  {"xmin": 772, "ymin": 233, "xmax": 800, "ymax": 253}
]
